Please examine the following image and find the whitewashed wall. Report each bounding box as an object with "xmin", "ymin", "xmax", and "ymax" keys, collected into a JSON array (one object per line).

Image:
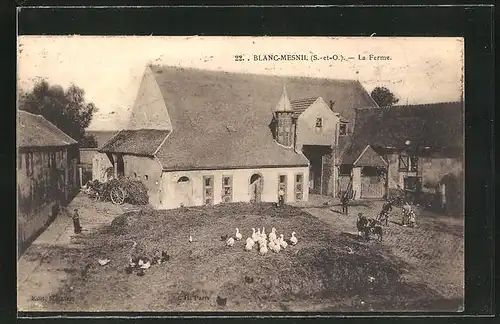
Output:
[{"xmin": 160, "ymin": 166, "xmax": 309, "ymax": 209}]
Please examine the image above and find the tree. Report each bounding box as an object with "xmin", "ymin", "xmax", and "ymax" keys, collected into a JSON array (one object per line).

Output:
[
  {"xmin": 19, "ymin": 80, "xmax": 98, "ymax": 142},
  {"xmin": 370, "ymin": 86, "xmax": 399, "ymax": 107},
  {"xmin": 80, "ymin": 134, "xmax": 98, "ymax": 148}
]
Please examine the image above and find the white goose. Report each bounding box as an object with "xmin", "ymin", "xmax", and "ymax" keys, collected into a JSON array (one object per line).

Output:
[
  {"xmin": 258, "ymin": 236, "xmax": 267, "ymax": 247},
  {"xmin": 259, "ymin": 242, "xmax": 268, "ymax": 255},
  {"xmin": 271, "ymin": 240, "xmax": 281, "ymax": 253},
  {"xmin": 235, "ymin": 228, "xmax": 242, "ymax": 240},
  {"xmin": 261, "ymin": 227, "xmax": 267, "ymax": 240},
  {"xmin": 251, "ymin": 228, "xmax": 259, "ymax": 242},
  {"xmin": 226, "ymin": 237, "xmax": 235, "ymax": 247},
  {"xmin": 279, "ymin": 234, "xmax": 288, "ymax": 249},
  {"xmin": 290, "ymin": 232, "xmax": 298, "ymax": 246},
  {"xmin": 268, "ymin": 227, "xmax": 277, "ymax": 242},
  {"xmin": 256, "ymin": 228, "xmax": 262, "ymax": 241},
  {"xmin": 268, "ymin": 237, "xmax": 276, "ymax": 250}
]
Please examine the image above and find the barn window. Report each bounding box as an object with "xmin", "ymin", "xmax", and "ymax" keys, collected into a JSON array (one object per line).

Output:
[
  {"xmin": 203, "ymin": 175, "xmax": 214, "ymax": 205},
  {"xmin": 134, "ymin": 172, "xmax": 137, "ymax": 178},
  {"xmin": 339, "ymin": 122, "xmax": 347, "ymax": 136},
  {"xmin": 399, "ymin": 155, "xmax": 418, "ymax": 172},
  {"xmin": 221, "ymin": 175, "xmax": 233, "ymax": 203},
  {"xmin": 315, "ymin": 118, "xmax": 323, "ymax": 128},
  {"xmin": 177, "ymin": 176, "xmax": 190, "ymax": 183},
  {"xmin": 398, "ymin": 155, "xmax": 409, "ymax": 171},
  {"xmin": 278, "ymin": 174, "xmax": 287, "ymax": 203},
  {"xmin": 144, "ymin": 175, "xmax": 149, "ymax": 180},
  {"xmin": 295, "ymin": 173, "xmax": 304, "ymax": 201}
]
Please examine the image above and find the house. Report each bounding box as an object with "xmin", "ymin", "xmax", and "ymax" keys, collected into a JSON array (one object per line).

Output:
[
  {"xmin": 78, "ymin": 130, "xmax": 118, "ymax": 186},
  {"xmin": 17, "ymin": 110, "xmax": 79, "ymax": 256},
  {"xmin": 93, "ymin": 65, "xmax": 377, "ymax": 209},
  {"xmin": 270, "ymin": 88, "xmax": 377, "ymax": 196},
  {"xmin": 340, "ymin": 102, "xmax": 464, "ymax": 215}
]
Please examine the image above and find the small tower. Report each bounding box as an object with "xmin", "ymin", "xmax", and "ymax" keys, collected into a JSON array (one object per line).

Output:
[{"xmin": 274, "ymin": 87, "xmax": 294, "ymax": 147}]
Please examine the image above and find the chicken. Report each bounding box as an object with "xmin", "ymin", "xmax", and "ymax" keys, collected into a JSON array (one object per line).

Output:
[
  {"xmin": 97, "ymin": 259, "xmax": 110, "ymax": 266},
  {"xmin": 216, "ymin": 295, "xmax": 227, "ymax": 307}
]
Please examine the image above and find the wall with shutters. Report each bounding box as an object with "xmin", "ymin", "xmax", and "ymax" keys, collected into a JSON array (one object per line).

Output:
[{"xmin": 160, "ymin": 166, "xmax": 309, "ymax": 210}]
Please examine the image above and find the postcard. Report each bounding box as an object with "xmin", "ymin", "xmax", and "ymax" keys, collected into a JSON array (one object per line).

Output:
[{"xmin": 17, "ymin": 36, "xmax": 464, "ymax": 313}]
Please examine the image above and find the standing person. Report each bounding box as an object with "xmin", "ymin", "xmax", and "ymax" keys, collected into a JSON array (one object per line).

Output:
[
  {"xmin": 408, "ymin": 209, "xmax": 416, "ymax": 228},
  {"xmin": 402, "ymin": 201, "xmax": 412, "ymax": 227},
  {"xmin": 278, "ymin": 187, "xmax": 285, "ymax": 207},
  {"xmin": 72, "ymin": 208, "xmax": 82, "ymax": 234},
  {"xmin": 378, "ymin": 198, "xmax": 393, "ymax": 225},
  {"xmin": 340, "ymin": 190, "xmax": 349, "ymax": 215}
]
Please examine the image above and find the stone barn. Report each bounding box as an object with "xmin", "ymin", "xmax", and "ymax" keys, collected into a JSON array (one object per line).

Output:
[
  {"xmin": 93, "ymin": 65, "xmax": 377, "ymax": 208},
  {"xmin": 340, "ymin": 102, "xmax": 464, "ymax": 215},
  {"xmin": 17, "ymin": 111, "xmax": 79, "ymax": 256}
]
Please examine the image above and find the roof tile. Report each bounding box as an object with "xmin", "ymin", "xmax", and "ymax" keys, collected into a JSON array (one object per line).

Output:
[
  {"xmin": 18, "ymin": 111, "xmax": 77, "ymax": 148},
  {"xmin": 149, "ymin": 65, "xmax": 376, "ymax": 170}
]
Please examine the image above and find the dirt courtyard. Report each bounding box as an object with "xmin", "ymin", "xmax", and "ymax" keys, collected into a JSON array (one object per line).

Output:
[{"xmin": 18, "ymin": 194, "xmax": 464, "ymax": 312}]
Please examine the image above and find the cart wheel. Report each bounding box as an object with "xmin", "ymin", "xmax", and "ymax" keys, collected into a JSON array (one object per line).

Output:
[{"xmin": 110, "ymin": 187, "xmax": 126, "ymax": 205}]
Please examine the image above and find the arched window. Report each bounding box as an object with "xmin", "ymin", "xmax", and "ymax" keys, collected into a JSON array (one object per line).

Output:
[{"xmin": 177, "ymin": 176, "xmax": 190, "ymax": 183}]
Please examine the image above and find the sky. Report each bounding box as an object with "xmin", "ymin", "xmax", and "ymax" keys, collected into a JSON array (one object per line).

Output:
[{"xmin": 17, "ymin": 36, "xmax": 464, "ymax": 130}]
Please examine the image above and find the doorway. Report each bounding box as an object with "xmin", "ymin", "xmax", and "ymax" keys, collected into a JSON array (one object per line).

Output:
[
  {"xmin": 249, "ymin": 173, "xmax": 263, "ymax": 203},
  {"xmin": 116, "ymin": 155, "xmax": 125, "ymax": 178},
  {"xmin": 301, "ymin": 145, "xmax": 332, "ymax": 195},
  {"xmin": 176, "ymin": 176, "xmax": 192, "ymax": 207}
]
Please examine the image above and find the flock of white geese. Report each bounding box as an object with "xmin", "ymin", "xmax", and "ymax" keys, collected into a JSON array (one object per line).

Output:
[{"xmin": 219, "ymin": 227, "xmax": 298, "ymax": 255}]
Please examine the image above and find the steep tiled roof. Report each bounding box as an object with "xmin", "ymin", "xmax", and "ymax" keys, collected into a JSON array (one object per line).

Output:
[
  {"xmin": 342, "ymin": 102, "xmax": 464, "ymax": 165},
  {"xmin": 147, "ymin": 65, "xmax": 377, "ymax": 170},
  {"xmin": 99, "ymin": 129, "xmax": 170, "ymax": 156},
  {"xmin": 290, "ymin": 97, "xmax": 319, "ymax": 117},
  {"xmin": 18, "ymin": 110, "xmax": 77, "ymax": 148}
]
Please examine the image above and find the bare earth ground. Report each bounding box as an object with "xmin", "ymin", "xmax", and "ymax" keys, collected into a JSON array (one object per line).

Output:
[{"xmin": 18, "ymin": 194, "xmax": 463, "ymax": 312}]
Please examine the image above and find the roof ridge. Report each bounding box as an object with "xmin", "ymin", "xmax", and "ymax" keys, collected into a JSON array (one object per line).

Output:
[
  {"xmin": 290, "ymin": 97, "xmax": 319, "ymax": 102},
  {"xmin": 18, "ymin": 110, "xmax": 40, "ymax": 117},
  {"xmin": 355, "ymin": 101, "xmax": 463, "ymax": 112},
  {"xmin": 149, "ymin": 64, "xmax": 361, "ymax": 84},
  {"xmin": 376, "ymin": 101, "xmax": 463, "ymax": 110}
]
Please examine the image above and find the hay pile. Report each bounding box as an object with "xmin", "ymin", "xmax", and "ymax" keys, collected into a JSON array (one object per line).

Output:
[{"xmin": 88, "ymin": 178, "xmax": 149, "ymax": 205}]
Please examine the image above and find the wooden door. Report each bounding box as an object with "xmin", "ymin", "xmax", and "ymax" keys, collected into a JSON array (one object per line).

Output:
[{"xmin": 361, "ymin": 176, "xmax": 385, "ymax": 198}]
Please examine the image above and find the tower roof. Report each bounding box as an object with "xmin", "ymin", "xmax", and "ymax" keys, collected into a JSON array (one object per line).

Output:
[{"xmin": 274, "ymin": 86, "xmax": 292, "ymax": 112}]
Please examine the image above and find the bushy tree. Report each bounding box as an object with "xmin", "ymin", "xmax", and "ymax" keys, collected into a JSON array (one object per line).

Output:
[
  {"xmin": 19, "ymin": 80, "xmax": 98, "ymax": 142},
  {"xmin": 370, "ymin": 86, "xmax": 399, "ymax": 107},
  {"xmin": 80, "ymin": 134, "xmax": 98, "ymax": 148}
]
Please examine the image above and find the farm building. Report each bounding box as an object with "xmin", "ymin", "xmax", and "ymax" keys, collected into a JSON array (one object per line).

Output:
[
  {"xmin": 79, "ymin": 130, "xmax": 118, "ymax": 187},
  {"xmin": 17, "ymin": 110, "xmax": 79, "ymax": 256},
  {"xmin": 93, "ymin": 65, "xmax": 377, "ymax": 209},
  {"xmin": 270, "ymin": 87, "xmax": 376, "ymax": 196},
  {"xmin": 340, "ymin": 102, "xmax": 464, "ymax": 215}
]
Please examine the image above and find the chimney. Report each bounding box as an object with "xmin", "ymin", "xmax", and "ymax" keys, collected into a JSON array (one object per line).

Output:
[{"xmin": 329, "ymin": 100, "xmax": 335, "ymax": 111}]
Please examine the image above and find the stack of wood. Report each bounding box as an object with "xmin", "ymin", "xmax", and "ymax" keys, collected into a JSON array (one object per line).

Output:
[
  {"xmin": 89, "ymin": 178, "xmax": 149, "ymax": 205},
  {"xmin": 106, "ymin": 178, "xmax": 149, "ymax": 205}
]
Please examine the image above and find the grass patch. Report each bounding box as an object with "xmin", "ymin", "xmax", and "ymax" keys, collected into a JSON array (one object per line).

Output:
[{"xmin": 48, "ymin": 202, "xmax": 442, "ymax": 311}]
